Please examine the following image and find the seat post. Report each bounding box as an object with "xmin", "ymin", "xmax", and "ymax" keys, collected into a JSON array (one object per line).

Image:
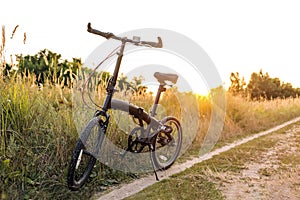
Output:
[{"xmin": 150, "ymin": 84, "xmax": 166, "ymax": 117}]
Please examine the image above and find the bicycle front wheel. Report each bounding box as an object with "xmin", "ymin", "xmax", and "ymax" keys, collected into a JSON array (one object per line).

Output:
[
  {"xmin": 151, "ymin": 116, "xmax": 182, "ymax": 170},
  {"xmin": 67, "ymin": 117, "xmax": 104, "ymax": 190}
]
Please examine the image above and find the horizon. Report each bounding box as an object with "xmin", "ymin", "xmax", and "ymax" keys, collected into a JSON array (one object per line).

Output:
[{"xmin": 3, "ymin": 44, "xmax": 299, "ymax": 92}]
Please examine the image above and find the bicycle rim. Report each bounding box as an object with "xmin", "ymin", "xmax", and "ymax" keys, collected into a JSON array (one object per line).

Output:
[
  {"xmin": 151, "ymin": 116, "xmax": 182, "ymax": 170},
  {"xmin": 67, "ymin": 117, "xmax": 104, "ymax": 190}
]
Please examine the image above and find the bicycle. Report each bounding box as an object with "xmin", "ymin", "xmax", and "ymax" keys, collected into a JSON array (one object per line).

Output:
[{"xmin": 67, "ymin": 23, "xmax": 182, "ymax": 190}]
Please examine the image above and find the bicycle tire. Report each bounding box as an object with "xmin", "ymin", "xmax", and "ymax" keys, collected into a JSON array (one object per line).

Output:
[
  {"xmin": 151, "ymin": 116, "xmax": 182, "ymax": 170},
  {"xmin": 67, "ymin": 117, "xmax": 104, "ymax": 190}
]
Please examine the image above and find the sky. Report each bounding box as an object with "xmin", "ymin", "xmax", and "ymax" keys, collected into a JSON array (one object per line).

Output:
[{"xmin": 2, "ymin": 0, "xmax": 300, "ymax": 93}]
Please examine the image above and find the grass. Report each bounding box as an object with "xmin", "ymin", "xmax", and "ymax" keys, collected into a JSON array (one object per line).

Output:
[
  {"xmin": 125, "ymin": 176, "xmax": 223, "ymax": 200},
  {"xmin": 0, "ymin": 75, "xmax": 139, "ymax": 199},
  {"xmin": 2, "ymin": 71, "xmax": 300, "ymax": 199},
  {"xmin": 185, "ymin": 93, "xmax": 300, "ymax": 159}
]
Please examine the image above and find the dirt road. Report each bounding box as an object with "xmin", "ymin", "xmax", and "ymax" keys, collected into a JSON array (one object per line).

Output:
[{"xmin": 213, "ymin": 124, "xmax": 300, "ymax": 200}]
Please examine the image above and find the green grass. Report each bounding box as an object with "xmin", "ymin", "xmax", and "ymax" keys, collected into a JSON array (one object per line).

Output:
[{"xmin": 125, "ymin": 176, "xmax": 223, "ymax": 200}]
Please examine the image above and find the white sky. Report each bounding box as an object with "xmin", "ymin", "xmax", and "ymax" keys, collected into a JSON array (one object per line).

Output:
[{"xmin": 2, "ymin": 0, "xmax": 300, "ymax": 91}]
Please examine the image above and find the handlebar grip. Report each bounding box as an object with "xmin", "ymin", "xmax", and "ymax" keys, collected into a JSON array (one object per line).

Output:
[
  {"xmin": 141, "ymin": 37, "xmax": 163, "ymax": 48},
  {"xmin": 156, "ymin": 37, "xmax": 163, "ymax": 48},
  {"xmin": 87, "ymin": 22, "xmax": 114, "ymax": 39}
]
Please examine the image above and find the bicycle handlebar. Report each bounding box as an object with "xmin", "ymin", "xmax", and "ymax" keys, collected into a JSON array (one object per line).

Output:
[
  {"xmin": 87, "ymin": 22, "xmax": 163, "ymax": 48},
  {"xmin": 87, "ymin": 22, "xmax": 115, "ymax": 39},
  {"xmin": 140, "ymin": 37, "xmax": 163, "ymax": 48}
]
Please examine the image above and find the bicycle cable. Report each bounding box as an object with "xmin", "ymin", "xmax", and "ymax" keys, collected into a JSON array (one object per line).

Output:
[{"xmin": 81, "ymin": 45, "xmax": 121, "ymax": 109}]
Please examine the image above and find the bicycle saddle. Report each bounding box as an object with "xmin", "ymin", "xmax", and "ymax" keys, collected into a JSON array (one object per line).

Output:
[{"xmin": 154, "ymin": 72, "xmax": 178, "ymax": 84}]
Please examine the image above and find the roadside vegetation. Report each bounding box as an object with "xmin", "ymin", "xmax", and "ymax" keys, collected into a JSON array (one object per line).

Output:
[{"xmin": 1, "ymin": 25, "xmax": 300, "ymax": 199}]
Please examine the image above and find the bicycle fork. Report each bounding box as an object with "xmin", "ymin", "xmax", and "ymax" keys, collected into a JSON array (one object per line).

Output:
[{"xmin": 93, "ymin": 110, "xmax": 110, "ymax": 158}]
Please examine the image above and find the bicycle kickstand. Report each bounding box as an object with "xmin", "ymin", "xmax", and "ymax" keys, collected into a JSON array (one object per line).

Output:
[{"xmin": 149, "ymin": 144, "xmax": 159, "ymax": 181}]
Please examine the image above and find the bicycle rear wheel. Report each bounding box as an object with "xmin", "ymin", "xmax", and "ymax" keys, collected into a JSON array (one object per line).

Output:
[
  {"xmin": 151, "ymin": 116, "xmax": 182, "ymax": 170},
  {"xmin": 67, "ymin": 117, "xmax": 104, "ymax": 190}
]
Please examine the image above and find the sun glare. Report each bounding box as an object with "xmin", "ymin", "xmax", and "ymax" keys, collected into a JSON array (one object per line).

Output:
[
  {"xmin": 145, "ymin": 84, "xmax": 159, "ymax": 96},
  {"xmin": 102, "ymin": 49, "xmax": 213, "ymax": 97}
]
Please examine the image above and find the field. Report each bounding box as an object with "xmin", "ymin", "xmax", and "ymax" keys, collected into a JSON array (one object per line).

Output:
[{"xmin": 1, "ymin": 70, "xmax": 300, "ymax": 199}]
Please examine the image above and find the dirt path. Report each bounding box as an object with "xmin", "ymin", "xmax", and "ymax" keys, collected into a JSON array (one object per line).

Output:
[
  {"xmin": 213, "ymin": 124, "xmax": 300, "ymax": 200},
  {"xmin": 94, "ymin": 117, "xmax": 300, "ymax": 200}
]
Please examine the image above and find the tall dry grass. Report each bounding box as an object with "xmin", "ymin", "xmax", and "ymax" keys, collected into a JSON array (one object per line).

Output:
[
  {"xmin": 189, "ymin": 93, "xmax": 300, "ymax": 155},
  {"xmin": 223, "ymin": 93, "xmax": 300, "ymax": 139},
  {"xmin": 0, "ymin": 26, "xmax": 6, "ymax": 78},
  {"xmin": 2, "ymin": 68, "xmax": 300, "ymax": 199},
  {"xmin": 0, "ymin": 74, "xmax": 77, "ymax": 199}
]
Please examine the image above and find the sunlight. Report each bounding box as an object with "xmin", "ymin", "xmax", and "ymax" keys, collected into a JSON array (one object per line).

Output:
[
  {"xmin": 145, "ymin": 84, "xmax": 159, "ymax": 97},
  {"xmin": 103, "ymin": 49, "xmax": 212, "ymax": 96}
]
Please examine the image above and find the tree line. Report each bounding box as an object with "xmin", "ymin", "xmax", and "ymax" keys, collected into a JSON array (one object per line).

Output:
[
  {"xmin": 229, "ymin": 70, "xmax": 300, "ymax": 100},
  {"xmin": 2, "ymin": 49, "xmax": 146, "ymax": 94},
  {"xmin": 3, "ymin": 49, "xmax": 299, "ymax": 100}
]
